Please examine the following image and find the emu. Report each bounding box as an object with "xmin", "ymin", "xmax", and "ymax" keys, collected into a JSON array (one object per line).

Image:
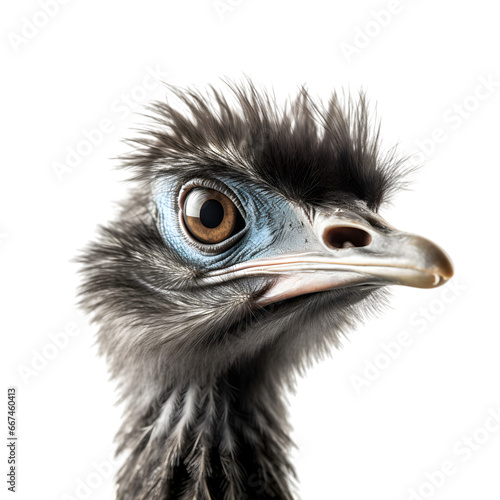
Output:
[{"xmin": 79, "ymin": 82, "xmax": 453, "ymax": 499}]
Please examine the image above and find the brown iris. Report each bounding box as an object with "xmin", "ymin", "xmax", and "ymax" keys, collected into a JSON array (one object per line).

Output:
[{"xmin": 183, "ymin": 187, "xmax": 238, "ymax": 244}]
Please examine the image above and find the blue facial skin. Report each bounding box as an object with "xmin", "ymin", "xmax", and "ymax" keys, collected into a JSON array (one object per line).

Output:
[{"xmin": 153, "ymin": 174, "xmax": 312, "ymax": 273}]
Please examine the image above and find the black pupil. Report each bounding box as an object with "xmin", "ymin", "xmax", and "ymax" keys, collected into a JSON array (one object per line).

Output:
[{"xmin": 200, "ymin": 199, "xmax": 224, "ymax": 228}]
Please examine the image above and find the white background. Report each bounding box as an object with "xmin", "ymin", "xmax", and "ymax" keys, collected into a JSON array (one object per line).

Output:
[{"xmin": 2, "ymin": 1, "xmax": 500, "ymax": 499}]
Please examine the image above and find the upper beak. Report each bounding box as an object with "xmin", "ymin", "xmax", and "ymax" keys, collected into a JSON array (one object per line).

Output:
[{"xmin": 206, "ymin": 208, "xmax": 454, "ymax": 306}]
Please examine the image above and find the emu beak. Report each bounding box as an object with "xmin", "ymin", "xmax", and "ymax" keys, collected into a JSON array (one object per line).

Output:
[
  {"xmin": 316, "ymin": 215, "xmax": 454, "ymax": 289},
  {"xmin": 207, "ymin": 208, "xmax": 454, "ymax": 306}
]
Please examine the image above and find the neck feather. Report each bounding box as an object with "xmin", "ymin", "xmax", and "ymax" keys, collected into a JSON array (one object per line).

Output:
[{"xmin": 115, "ymin": 363, "xmax": 296, "ymax": 500}]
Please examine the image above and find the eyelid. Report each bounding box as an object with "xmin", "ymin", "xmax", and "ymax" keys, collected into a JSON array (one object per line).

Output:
[{"xmin": 178, "ymin": 178, "xmax": 246, "ymax": 220}]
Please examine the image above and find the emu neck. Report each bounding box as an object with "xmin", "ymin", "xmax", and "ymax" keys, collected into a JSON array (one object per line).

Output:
[{"xmin": 115, "ymin": 362, "xmax": 296, "ymax": 500}]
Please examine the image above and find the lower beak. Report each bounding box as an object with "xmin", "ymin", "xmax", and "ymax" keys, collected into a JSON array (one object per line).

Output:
[{"xmin": 206, "ymin": 214, "xmax": 454, "ymax": 306}]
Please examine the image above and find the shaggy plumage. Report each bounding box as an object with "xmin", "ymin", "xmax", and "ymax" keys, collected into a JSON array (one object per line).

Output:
[{"xmin": 79, "ymin": 81, "xmax": 450, "ymax": 499}]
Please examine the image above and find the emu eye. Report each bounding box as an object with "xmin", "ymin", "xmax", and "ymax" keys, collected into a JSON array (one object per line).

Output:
[{"xmin": 183, "ymin": 187, "xmax": 243, "ymax": 244}]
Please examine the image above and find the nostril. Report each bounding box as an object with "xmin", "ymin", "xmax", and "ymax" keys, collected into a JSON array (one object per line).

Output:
[{"xmin": 325, "ymin": 226, "xmax": 372, "ymax": 249}]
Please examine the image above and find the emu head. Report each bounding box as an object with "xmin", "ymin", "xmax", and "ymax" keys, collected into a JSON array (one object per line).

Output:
[{"xmin": 80, "ymin": 82, "xmax": 452, "ymax": 384}]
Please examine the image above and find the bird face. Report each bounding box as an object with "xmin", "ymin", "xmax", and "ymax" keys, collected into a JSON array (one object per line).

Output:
[
  {"xmin": 154, "ymin": 172, "xmax": 453, "ymax": 310},
  {"xmin": 80, "ymin": 83, "xmax": 453, "ymax": 382}
]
